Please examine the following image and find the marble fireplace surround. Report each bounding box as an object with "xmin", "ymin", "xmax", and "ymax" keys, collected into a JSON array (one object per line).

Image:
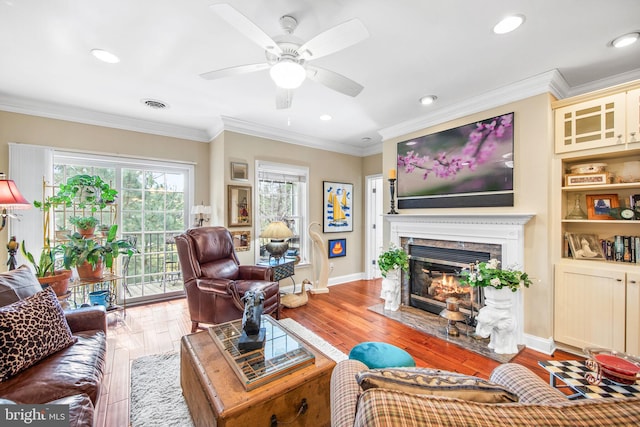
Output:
[{"xmin": 386, "ymin": 213, "xmax": 534, "ymax": 348}]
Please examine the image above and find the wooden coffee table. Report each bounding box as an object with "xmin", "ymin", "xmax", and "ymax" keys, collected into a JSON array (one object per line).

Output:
[{"xmin": 180, "ymin": 315, "xmax": 335, "ymax": 427}]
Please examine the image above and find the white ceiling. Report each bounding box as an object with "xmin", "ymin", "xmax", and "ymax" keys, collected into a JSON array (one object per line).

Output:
[{"xmin": 1, "ymin": 0, "xmax": 639, "ymax": 156}]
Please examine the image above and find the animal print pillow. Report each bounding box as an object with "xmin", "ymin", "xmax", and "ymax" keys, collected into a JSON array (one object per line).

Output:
[{"xmin": 0, "ymin": 287, "xmax": 77, "ymax": 382}]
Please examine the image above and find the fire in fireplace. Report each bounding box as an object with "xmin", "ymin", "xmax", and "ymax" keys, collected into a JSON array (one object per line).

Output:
[{"xmin": 407, "ymin": 244, "xmax": 499, "ymax": 322}]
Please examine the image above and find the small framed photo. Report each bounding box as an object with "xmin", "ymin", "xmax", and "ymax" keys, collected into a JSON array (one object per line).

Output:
[
  {"xmin": 586, "ymin": 194, "xmax": 619, "ymax": 220},
  {"xmin": 228, "ymin": 185, "xmax": 252, "ymax": 227},
  {"xmin": 230, "ymin": 162, "xmax": 248, "ymax": 181},
  {"xmin": 230, "ymin": 230, "xmax": 251, "ymax": 252},
  {"xmin": 565, "ymin": 173, "xmax": 608, "ymax": 186},
  {"xmin": 328, "ymin": 238, "xmax": 346, "ymax": 258},
  {"xmin": 566, "ymin": 233, "xmax": 605, "ymax": 260}
]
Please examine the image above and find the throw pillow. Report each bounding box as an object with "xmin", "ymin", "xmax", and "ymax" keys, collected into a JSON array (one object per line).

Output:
[
  {"xmin": 349, "ymin": 342, "xmax": 416, "ymax": 368},
  {"xmin": 0, "ymin": 287, "xmax": 77, "ymax": 382},
  {"xmin": 0, "ymin": 265, "xmax": 42, "ymax": 307},
  {"xmin": 356, "ymin": 368, "xmax": 519, "ymax": 403}
]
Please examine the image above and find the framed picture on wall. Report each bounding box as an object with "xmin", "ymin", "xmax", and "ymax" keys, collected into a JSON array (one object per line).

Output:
[
  {"xmin": 328, "ymin": 238, "xmax": 346, "ymax": 258},
  {"xmin": 228, "ymin": 185, "xmax": 252, "ymax": 227},
  {"xmin": 323, "ymin": 181, "xmax": 353, "ymax": 233},
  {"xmin": 231, "ymin": 162, "xmax": 248, "ymax": 181}
]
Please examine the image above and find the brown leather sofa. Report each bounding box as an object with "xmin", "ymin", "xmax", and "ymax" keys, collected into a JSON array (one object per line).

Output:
[
  {"xmin": 0, "ymin": 266, "xmax": 107, "ymax": 427},
  {"xmin": 176, "ymin": 226, "xmax": 281, "ymax": 332}
]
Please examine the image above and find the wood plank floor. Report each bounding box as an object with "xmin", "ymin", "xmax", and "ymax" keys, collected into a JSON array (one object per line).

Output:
[{"xmin": 97, "ymin": 279, "xmax": 580, "ymax": 427}]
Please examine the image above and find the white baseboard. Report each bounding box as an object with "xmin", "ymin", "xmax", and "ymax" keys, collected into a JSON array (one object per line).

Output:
[
  {"xmin": 523, "ymin": 334, "xmax": 556, "ymax": 355},
  {"xmin": 328, "ymin": 272, "xmax": 365, "ymax": 286}
]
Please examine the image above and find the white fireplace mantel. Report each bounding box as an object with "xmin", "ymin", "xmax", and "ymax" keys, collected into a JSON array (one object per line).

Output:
[
  {"xmin": 384, "ymin": 213, "xmax": 534, "ymax": 226},
  {"xmin": 385, "ymin": 213, "xmax": 535, "ymax": 347}
]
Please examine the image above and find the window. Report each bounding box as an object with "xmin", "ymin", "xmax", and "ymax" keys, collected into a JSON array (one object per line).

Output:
[
  {"xmin": 53, "ymin": 152, "xmax": 194, "ymax": 303},
  {"xmin": 256, "ymin": 161, "xmax": 309, "ymax": 265}
]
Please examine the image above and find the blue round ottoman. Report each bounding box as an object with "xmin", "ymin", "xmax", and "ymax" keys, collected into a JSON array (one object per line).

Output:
[{"xmin": 348, "ymin": 341, "xmax": 416, "ymax": 369}]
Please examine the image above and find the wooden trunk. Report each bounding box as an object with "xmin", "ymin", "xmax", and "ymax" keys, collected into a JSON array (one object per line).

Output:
[{"xmin": 180, "ymin": 325, "xmax": 335, "ymax": 427}]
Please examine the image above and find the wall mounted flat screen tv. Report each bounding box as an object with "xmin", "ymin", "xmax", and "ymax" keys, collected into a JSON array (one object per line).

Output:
[{"xmin": 397, "ymin": 112, "xmax": 514, "ymax": 209}]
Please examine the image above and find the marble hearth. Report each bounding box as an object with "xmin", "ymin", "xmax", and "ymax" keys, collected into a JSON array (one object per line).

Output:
[{"xmin": 386, "ymin": 213, "xmax": 534, "ymax": 347}]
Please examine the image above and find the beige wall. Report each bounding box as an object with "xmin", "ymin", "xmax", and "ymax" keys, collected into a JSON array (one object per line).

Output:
[
  {"xmin": 220, "ymin": 131, "xmax": 366, "ymax": 284},
  {"xmin": 382, "ymin": 93, "xmax": 555, "ymax": 339},
  {"xmin": 0, "ymin": 110, "xmax": 210, "ymax": 265},
  {"xmin": 1, "ymin": 98, "xmax": 555, "ymax": 340}
]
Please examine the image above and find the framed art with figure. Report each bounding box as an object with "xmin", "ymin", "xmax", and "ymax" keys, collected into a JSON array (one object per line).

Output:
[
  {"xmin": 323, "ymin": 181, "xmax": 353, "ymax": 233},
  {"xmin": 228, "ymin": 185, "xmax": 252, "ymax": 227},
  {"xmin": 586, "ymin": 194, "xmax": 619, "ymax": 220},
  {"xmin": 328, "ymin": 238, "xmax": 346, "ymax": 258},
  {"xmin": 566, "ymin": 232, "xmax": 605, "ymax": 260}
]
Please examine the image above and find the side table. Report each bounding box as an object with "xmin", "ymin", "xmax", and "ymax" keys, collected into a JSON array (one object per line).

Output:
[
  {"xmin": 539, "ymin": 360, "xmax": 640, "ymax": 399},
  {"xmin": 259, "ymin": 258, "xmax": 296, "ymax": 291}
]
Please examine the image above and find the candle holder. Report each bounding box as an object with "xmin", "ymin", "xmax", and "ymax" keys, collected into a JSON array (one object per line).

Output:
[{"xmin": 388, "ymin": 178, "xmax": 398, "ymax": 214}]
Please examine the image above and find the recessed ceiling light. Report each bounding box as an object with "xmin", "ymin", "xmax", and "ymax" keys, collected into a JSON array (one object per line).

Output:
[
  {"xmin": 361, "ymin": 137, "xmax": 371, "ymax": 142},
  {"xmin": 320, "ymin": 114, "xmax": 332, "ymax": 121},
  {"xmin": 493, "ymin": 15, "xmax": 525, "ymax": 34},
  {"xmin": 419, "ymin": 95, "xmax": 437, "ymax": 105},
  {"xmin": 90, "ymin": 48, "xmax": 120, "ymax": 64},
  {"xmin": 612, "ymin": 32, "xmax": 640, "ymax": 48}
]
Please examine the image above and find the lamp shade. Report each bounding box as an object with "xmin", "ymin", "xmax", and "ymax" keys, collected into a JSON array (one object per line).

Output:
[
  {"xmin": 260, "ymin": 221, "xmax": 293, "ymax": 240},
  {"xmin": 0, "ymin": 179, "xmax": 30, "ymax": 208}
]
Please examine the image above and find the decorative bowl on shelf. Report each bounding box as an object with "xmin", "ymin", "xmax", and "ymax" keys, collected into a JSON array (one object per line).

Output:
[{"xmin": 583, "ymin": 348, "xmax": 640, "ymax": 385}]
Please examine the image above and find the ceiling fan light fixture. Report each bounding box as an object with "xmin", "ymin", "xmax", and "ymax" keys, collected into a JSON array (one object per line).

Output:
[
  {"xmin": 493, "ymin": 15, "xmax": 524, "ymax": 34},
  {"xmin": 612, "ymin": 32, "xmax": 639, "ymax": 48},
  {"xmin": 90, "ymin": 48, "xmax": 120, "ymax": 64},
  {"xmin": 270, "ymin": 60, "xmax": 306, "ymax": 89},
  {"xmin": 419, "ymin": 95, "xmax": 437, "ymax": 105}
]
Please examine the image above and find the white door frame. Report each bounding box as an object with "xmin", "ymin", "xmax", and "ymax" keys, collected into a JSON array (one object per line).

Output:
[{"xmin": 365, "ymin": 174, "xmax": 384, "ymax": 279}]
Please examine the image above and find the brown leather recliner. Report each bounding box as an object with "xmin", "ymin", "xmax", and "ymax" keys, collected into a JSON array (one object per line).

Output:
[{"xmin": 175, "ymin": 226, "xmax": 281, "ymax": 332}]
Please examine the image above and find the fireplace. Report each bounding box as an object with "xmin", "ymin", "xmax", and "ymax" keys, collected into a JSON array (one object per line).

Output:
[
  {"xmin": 408, "ymin": 245, "xmax": 485, "ymax": 317},
  {"xmin": 387, "ymin": 213, "xmax": 533, "ymax": 345}
]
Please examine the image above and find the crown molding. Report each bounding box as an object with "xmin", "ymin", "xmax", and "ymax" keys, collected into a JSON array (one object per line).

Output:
[
  {"xmin": 378, "ymin": 70, "xmax": 568, "ymax": 142},
  {"xmin": 566, "ymin": 68, "xmax": 640, "ymax": 97},
  {"xmin": 220, "ymin": 116, "xmax": 366, "ymax": 156},
  {"xmin": 0, "ymin": 94, "xmax": 213, "ymax": 142}
]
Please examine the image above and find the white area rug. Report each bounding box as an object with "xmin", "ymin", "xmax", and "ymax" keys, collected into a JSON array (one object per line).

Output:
[
  {"xmin": 129, "ymin": 318, "xmax": 346, "ymax": 426},
  {"xmin": 130, "ymin": 352, "xmax": 194, "ymax": 427}
]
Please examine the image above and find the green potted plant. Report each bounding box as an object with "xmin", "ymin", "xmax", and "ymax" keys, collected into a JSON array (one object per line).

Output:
[
  {"xmin": 70, "ymin": 216, "xmax": 99, "ymax": 237},
  {"xmin": 377, "ymin": 244, "xmax": 409, "ymax": 311},
  {"xmin": 34, "ymin": 174, "xmax": 118, "ymax": 213},
  {"xmin": 20, "ymin": 240, "xmax": 72, "ymax": 296},
  {"xmin": 377, "ymin": 244, "xmax": 409, "ymax": 278},
  {"xmin": 459, "ymin": 259, "xmax": 532, "ymax": 292},
  {"xmin": 58, "ymin": 225, "xmax": 136, "ymax": 280}
]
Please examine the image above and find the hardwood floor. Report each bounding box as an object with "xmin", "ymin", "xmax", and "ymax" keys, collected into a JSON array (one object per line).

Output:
[{"xmin": 98, "ymin": 279, "xmax": 579, "ymax": 427}]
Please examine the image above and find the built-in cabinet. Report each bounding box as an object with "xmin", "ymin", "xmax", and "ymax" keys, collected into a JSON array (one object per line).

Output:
[
  {"xmin": 627, "ymin": 272, "xmax": 640, "ymax": 355},
  {"xmin": 554, "ymin": 263, "xmax": 630, "ymax": 353},
  {"xmin": 554, "ymin": 86, "xmax": 640, "ymax": 154},
  {"xmin": 552, "ymin": 80, "xmax": 640, "ymax": 356}
]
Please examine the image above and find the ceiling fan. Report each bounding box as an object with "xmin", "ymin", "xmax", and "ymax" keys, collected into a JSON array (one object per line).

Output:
[{"xmin": 200, "ymin": 3, "xmax": 369, "ymax": 109}]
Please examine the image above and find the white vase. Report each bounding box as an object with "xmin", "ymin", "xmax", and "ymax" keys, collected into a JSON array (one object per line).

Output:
[
  {"xmin": 380, "ymin": 268, "xmax": 401, "ymax": 311},
  {"xmin": 475, "ymin": 286, "xmax": 518, "ymax": 354}
]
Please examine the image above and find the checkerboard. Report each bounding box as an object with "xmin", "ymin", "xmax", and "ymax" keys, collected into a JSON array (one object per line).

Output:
[{"xmin": 539, "ymin": 360, "xmax": 640, "ymax": 399}]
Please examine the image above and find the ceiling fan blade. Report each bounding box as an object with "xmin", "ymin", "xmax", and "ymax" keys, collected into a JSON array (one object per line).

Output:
[
  {"xmin": 298, "ymin": 18, "xmax": 369, "ymax": 60},
  {"xmin": 200, "ymin": 63, "xmax": 269, "ymax": 80},
  {"xmin": 210, "ymin": 3, "xmax": 282, "ymax": 56},
  {"xmin": 307, "ymin": 66, "xmax": 364, "ymax": 97},
  {"xmin": 276, "ymin": 88, "xmax": 293, "ymax": 109}
]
